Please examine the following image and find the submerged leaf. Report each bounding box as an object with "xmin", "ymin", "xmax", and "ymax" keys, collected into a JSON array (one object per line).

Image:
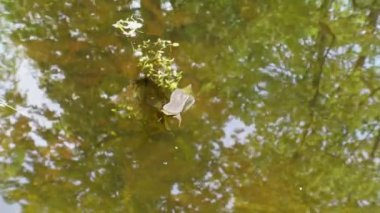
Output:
[{"xmin": 162, "ymin": 86, "xmax": 195, "ymax": 126}]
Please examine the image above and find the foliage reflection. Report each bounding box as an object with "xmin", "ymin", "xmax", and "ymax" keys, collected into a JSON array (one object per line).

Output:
[{"xmin": 0, "ymin": 0, "xmax": 379, "ymax": 212}]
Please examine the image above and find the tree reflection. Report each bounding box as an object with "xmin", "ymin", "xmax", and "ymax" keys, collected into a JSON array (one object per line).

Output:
[{"xmin": 1, "ymin": 0, "xmax": 379, "ymax": 212}]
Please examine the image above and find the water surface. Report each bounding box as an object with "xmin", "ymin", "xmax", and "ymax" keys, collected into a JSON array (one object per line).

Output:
[{"xmin": 0, "ymin": 0, "xmax": 379, "ymax": 212}]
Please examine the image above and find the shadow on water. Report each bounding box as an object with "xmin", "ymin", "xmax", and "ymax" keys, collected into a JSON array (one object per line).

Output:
[{"xmin": 0, "ymin": 0, "xmax": 380, "ymax": 212}]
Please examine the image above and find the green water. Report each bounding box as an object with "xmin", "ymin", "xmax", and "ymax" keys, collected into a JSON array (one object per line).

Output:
[{"xmin": 0, "ymin": 0, "xmax": 379, "ymax": 212}]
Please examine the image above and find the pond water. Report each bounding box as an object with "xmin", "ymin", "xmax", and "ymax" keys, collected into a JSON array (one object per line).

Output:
[{"xmin": 1, "ymin": 0, "xmax": 380, "ymax": 212}]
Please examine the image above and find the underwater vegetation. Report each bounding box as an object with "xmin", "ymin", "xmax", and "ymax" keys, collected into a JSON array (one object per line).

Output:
[
  {"xmin": 0, "ymin": 0, "xmax": 379, "ymax": 212},
  {"xmin": 113, "ymin": 15, "xmax": 194, "ymax": 127}
]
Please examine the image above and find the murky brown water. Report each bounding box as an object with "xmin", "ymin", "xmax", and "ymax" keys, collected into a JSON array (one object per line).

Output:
[{"xmin": 1, "ymin": 0, "xmax": 379, "ymax": 212}]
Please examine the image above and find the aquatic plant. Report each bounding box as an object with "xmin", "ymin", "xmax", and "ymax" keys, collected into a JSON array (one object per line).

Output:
[
  {"xmin": 137, "ymin": 39, "xmax": 182, "ymax": 91},
  {"xmin": 113, "ymin": 16, "xmax": 182, "ymax": 91},
  {"xmin": 112, "ymin": 16, "xmax": 143, "ymax": 38},
  {"xmin": 113, "ymin": 16, "xmax": 194, "ymax": 127}
]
